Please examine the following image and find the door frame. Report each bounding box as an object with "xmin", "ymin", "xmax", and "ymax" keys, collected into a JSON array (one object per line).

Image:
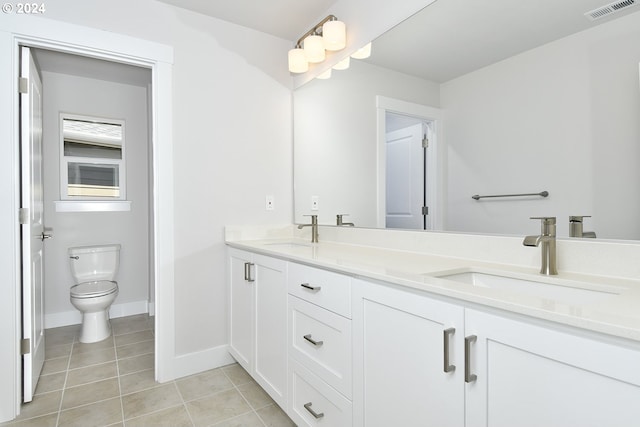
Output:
[
  {"xmin": 0, "ymin": 16, "xmax": 175, "ymax": 421},
  {"xmin": 376, "ymin": 96, "xmax": 444, "ymax": 230}
]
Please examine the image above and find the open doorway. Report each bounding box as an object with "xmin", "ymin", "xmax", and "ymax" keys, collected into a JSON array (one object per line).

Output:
[
  {"xmin": 1, "ymin": 21, "xmax": 174, "ymax": 422},
  {"xmin": 20, "ymin": 46, "xmax": 155, "ymax": 401},
  {"xmin": 385, "ymin": 113, "xmax": 434, "ymax": 230},
  {"xmin": 376, "ymin": 96, "xmax": 443, "ymax": 230}
]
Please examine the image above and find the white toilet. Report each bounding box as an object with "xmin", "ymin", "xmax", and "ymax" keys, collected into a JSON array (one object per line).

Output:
[{"xmin": 68, "ymin": 244, "xmax": 120, "ymax": 343}]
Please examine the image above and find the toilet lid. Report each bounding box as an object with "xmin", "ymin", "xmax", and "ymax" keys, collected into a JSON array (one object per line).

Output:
[{"xmin": 71, "ymin": 280, "xmax": 118, "ymax": 298}]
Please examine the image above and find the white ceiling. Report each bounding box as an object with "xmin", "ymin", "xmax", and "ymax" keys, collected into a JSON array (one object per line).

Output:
[
  {"xmin": 34, "ymin": 0, "xmax": 640, "ymax": 86},
  {"xmin": 365, "ymin": 0, "xmax": 640, "ymax": 83},
  {"xmin": 156, "ymin": 0, "xmax": 339, "ymax": 41},
  {"xmin": 155, "ymin": 0, "xmax": 640, "ymax": 84}
]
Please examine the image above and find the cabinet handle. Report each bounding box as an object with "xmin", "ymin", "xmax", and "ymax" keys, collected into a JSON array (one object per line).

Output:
[
  {"xmin": 303, "ymin": 334, "xmax": 324, "ymax": 347},
  {"xmin": 300, "ymin": 283, "xmax": 321, "ymax": 292},
  {"xmin": 304, "ymin": 402, "xmax": 325, "ymax": 419},
  {"xmin": 443, "ymin": 327, "xmax": 456, "ymax": 373},
  {"xmin": 244, "ymin": 262, "xmax": 255, "ymax": 282},
  {"xmin": 465, "ymin": 335, "xmax": 477, "ymax": 383}
]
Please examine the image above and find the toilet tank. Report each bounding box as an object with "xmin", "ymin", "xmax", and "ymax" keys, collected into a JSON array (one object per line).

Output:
[{"xmin": 68, "ymin": 244, "xmax": 121, "ymax": 283}]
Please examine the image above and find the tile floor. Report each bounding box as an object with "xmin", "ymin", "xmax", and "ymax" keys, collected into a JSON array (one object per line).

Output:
[{"xmin": 2, "ymin": 314, "xmax": 295, "ymax": 427}]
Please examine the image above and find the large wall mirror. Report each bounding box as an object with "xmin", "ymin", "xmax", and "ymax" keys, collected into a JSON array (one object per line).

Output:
[{"xmin": 294, "ymin": 0, "xmax": 640, "ymax": 240}]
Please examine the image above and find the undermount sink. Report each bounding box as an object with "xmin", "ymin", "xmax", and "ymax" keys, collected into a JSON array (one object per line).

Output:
[{"xmin": 435, "ymin": 270, "xmax": 621, "ymax": 305}]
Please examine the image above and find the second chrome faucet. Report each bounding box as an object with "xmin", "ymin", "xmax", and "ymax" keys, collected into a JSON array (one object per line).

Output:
[
  {"xmin": 298, "ymin": 215, "xmax": 319, "ymax": 243},
  {"xmin": 523, "ymin": 216, "xmax": 558, "ymax": 275}
]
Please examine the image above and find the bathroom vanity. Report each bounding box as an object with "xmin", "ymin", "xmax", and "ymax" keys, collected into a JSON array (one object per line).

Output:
[{"xmin": 226, "ymin": 225, "xmax": 640, "ymax": 427}]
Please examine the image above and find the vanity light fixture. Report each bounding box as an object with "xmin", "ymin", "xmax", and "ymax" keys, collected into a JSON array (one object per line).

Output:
[
  {"xmin": 317, "ymin": 68, "xmax": 332, "ymax": 79},
  {"xmin": 322, "ymin": 19, "xmax": 346, "ymax": 51},
  {"xmin": 304, "ymin": 34, "xmax": 325, "ymax": 63},
  {"xmin": 288, "ymin": 15, "xmax": 346, "ymax": 73},
  {"xmin": 333, "ymin": 56, "xmax": 350, "ymax": 70},
  {"xmin": 288, "ymin": 47, "xmax": 308, "ymax": 73},
  {"xmin": 351, "ymin": 42, "xmax": 372, "ymax": 59}
]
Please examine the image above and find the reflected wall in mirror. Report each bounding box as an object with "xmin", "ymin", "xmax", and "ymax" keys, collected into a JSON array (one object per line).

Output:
[{"xmin": 293, "ymin": 0, "xmax": 640, "ymax": 240}]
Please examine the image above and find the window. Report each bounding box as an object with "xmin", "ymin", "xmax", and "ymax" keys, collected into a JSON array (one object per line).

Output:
[{"xmin": 60, "ymin": 114, "xmax": 126, "ymax": 200}]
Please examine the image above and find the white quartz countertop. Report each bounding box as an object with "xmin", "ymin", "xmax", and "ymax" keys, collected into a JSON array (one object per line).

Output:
[{"xmin": 227, "ymin": 237, "xmax": 640, "ymax": 343}]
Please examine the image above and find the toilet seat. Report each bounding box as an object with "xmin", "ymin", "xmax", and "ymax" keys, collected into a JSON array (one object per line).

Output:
[{"xmin": 71, "ymin": 280, "xmax": 118, "ymax": 299}]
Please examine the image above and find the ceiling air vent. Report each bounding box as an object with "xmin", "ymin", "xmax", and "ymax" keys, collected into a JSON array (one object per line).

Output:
[{"xmin": 585, "ymin": 0, "xmax": 637, "ymax": 21}]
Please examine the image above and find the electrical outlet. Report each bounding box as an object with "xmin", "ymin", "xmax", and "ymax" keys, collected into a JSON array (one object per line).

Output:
[
  {"xmin": 311, "ymin": 196, "xmax": 319, "ymax": 211},
  {"xmin": 265, "ymin": 195, "xmax": 275, "ymax": 211}
]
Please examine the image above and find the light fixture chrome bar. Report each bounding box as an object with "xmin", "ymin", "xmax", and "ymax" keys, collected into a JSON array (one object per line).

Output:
[
  {"xmin": 294, "ymin": 15, "xmax": 338, "ymax": 48},
  {"xmin": 471, "ymin": 191, "xmax": 549, "ymax": 200}
]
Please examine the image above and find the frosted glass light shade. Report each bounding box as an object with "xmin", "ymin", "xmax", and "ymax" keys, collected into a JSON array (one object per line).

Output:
[
  {"xmin": 304, "ymin": 35, "xmax": 325, "ymax": 63},
  {"xmin": 323, "ymin": 20, "xmax": 346, "ymax": 51},
  {"xmin": 288, "ymin": 48, "xmax": 308, "ymax": 73},
  {"xmin": 316, "ymin": 68, "xmax": 332, "ymax": 80},
  {"xmin": 333, "ymin": 56, "xmax": 350, "ymax": 70},
  {"xmin": 351, "ymin": 42, "xmax": 372, "ymax": 59}
]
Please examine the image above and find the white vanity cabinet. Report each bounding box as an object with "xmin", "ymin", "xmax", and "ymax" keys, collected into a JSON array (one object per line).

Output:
[
  {"xmin": 227, "ymin": 243, "xmax": 640, "ymax": 427},
  {"xmin": 352, "ymin": 278, "xmax": 640, "ymax": 427},
  {"xmin": 287, "ymin": 262, "xmax": 353, "ymax": 427},
  {"xmin": 227, "ymin": 248, "xmax": 287, "ymax": 409},
  {"xmin": 465, "ymin": 309, "xmax": 640, "ymax": 427},
  {"xmin": 352, "ymin": 278, "xmax": 465, "ymax": 427}
]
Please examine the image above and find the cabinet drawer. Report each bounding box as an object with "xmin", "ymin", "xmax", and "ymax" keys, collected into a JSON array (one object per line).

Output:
[
  {"xmin": 289, "ymin": 296, "xmax": 352, "ymax": 398},
  {"xmin": 288, "ymin": 262, "xmax": 351, "ymax": 317},
  {"xmin": 289, "ymin": 358, "xmax": 352, "ymax": 427}
]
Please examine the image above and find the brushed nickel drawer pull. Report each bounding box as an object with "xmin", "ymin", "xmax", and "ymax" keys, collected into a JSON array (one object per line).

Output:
[
  {"xmin": 244, "ymin": 262, "xmax": 255, "ymax": 282},
  {"xmin": 303, "ymin": 334, "xmax": 324, "ymax": 347},
  {"xmin": 465, "ymin": 335, "xmax": 477, "ymax": 383},
  {"xmin": 300, "ymin": 283, "xmax": 321, "ymax": 292},
  {"xmin": 443, "ymin": 327, "xmax": 456, "ymax": 373},
  {"xmin": 304, "ymin": 402, "xmax": 324, "ymax": 419}
]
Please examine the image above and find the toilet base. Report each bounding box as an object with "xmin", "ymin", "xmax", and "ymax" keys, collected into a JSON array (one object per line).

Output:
[{"xmin": 79, "ymin": 310, "xmax": 112, "ymax": 343}]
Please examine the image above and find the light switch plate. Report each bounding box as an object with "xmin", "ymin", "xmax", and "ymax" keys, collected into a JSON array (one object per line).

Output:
[{"xmin": 311, "ymin": 196, "xmax": 319, "ymax": 211}]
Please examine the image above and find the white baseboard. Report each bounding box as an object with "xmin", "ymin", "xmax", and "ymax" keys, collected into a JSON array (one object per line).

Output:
[
  {"xmin": 109, "ymin": 300, "xmax": 148, "ymax": 320},
  {"xmin": 44, "ymin": 299, "xmax": 150, "ymax": 329},
  {"xmin": 171, "ymin": 344, "xmax": 235, "ymax": 380},
  {"xmin": 148, "ymin": 301, "xmax": 155, "ymax": 316}
]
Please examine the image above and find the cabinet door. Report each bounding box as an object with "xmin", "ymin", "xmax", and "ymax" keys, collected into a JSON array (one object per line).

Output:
[
  {"xmin": 465, "ymin": 309, "xmax": 640, "ymax": 427},
  {"xmin": 228, "ymin": 249, "xmax": 254, "ymax": 372},
  {"xmin": 254, "ymin": 254, "xmax": 288, "ymax": 409},
  {"xmin": 352, "ymin": 279, "xmax": 465, "ymax": 427}
]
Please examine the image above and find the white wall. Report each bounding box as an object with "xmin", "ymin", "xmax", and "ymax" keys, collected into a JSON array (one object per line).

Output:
[
  {"xmin": 0, "ymin": 0, "xmax": 441, "ymax": 421},
  {"xmin": 441, "ymin": 11, "xmax": 640, "ymax": 239},
  {"xmin": 24, "ymin": 0, "xmax": 294, "ymax": 359},
  {"xmin": 41, "ymin": 70, "xmax": 151, "ymax": 327},
  {"xmin": 294, "ymin": 60, "xmax": 440, "ymax": 227}
]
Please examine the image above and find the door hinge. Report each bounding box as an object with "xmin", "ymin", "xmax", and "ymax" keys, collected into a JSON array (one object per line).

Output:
[
  {"xmin": 21, "ymin": 338, "xmax": 30, "ymax": 355},
  {"xmin": 19, "ymin": 208, "xmax": 29, "ymax": 225},
  {"xmin": 422, "ymin": 206, "xmax": 429, "ymax": 216},
  {"xmin": 19, "ymin": 77, "xmax": 28, "ymax": 94},
  {"xmin": 422, "ymin": 135, "xmax": 429, "ymax": 148}
]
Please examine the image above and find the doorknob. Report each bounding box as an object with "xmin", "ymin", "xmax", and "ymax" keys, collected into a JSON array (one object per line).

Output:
[{"xmin": 40, "ymin": 232, "xmax": 53, "ymax": 241}]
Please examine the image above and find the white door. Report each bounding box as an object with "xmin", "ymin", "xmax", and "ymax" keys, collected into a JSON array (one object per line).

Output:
[
  {"xmin": 20, "ymin": 46, "xmax": 46, "ymax": 403},
  {"xmin": 253, "ymin": 254, "xmax": 287, "ymax": 409},
  {"xmin": 228, "ymin": 249, "xmax": 254, "ymax": 373},
  {"xmin": 465, "ymin": 309, "xmax": 640, "ymax": 427},
  {"xmin": 385, "ymin": 123, "xmax": 425, "ymax": 229},
  {"xmin": 352, "ymin": 279, "xmax": 465, "ymax": 427}
]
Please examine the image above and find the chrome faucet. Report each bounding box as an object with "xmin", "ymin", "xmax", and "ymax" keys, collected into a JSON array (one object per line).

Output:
[
  {"xmin": 569, "ymin": 216, "xmax": 596, "ymax": 238},
  {"xmin": 298, "ymin": 214, "xmax": 319, "ymax": 243},
  {"xmin": 523, "ymin": 216, "xmax": 558, "ymax": 275},
  {"xmin": 336, "ymin": 214, "xmax": 355, "ymax": 227}
]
